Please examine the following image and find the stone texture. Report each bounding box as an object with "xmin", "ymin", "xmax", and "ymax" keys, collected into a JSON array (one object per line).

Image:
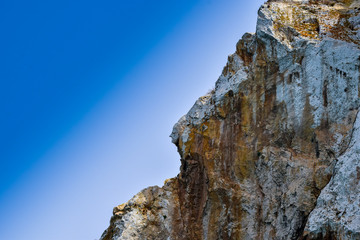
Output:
[
  {"xmin": 303, "ymin": 111, "xmax": 360, "ymax": 239},
  {"xmin": 100, "ymin": 0, "xmax": 360, "ymax": 239}
]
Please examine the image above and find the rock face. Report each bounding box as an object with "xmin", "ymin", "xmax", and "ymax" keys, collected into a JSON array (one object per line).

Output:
[{"xmin": 100, "ymin": 0, "xmax": 360, "ymax": 239}]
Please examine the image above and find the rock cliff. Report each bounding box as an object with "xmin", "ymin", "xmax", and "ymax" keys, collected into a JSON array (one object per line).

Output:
[{"xmin": 100, "ymin": 0, "xmax": 360, "ymax": 239}]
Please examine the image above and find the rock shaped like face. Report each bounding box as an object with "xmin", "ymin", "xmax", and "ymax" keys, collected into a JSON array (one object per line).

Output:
[{"xmin": 100, "ymin": 1, "xmax": 360, "ymax": 239}]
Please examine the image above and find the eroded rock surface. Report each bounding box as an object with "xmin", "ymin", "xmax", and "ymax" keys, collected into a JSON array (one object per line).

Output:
[{"xmin": 101, "ymin": 0, "xmax": 360, "ymax": 239}]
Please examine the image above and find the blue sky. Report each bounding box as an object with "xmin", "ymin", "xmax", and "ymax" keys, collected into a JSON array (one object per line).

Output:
[{"xmin": 0, "ymin": 0, "xmax": 263, "ymax": 239}]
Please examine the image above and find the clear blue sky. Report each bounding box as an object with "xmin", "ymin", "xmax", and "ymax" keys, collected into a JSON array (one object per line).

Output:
[{"xmin": 0, "ymin": 0, "xmax": 263, "ymax": 239}]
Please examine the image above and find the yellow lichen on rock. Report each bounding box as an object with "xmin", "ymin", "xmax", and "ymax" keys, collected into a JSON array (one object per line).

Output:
[{"xmin": 269, "ymin": 1, "xmax": 360, "ymax": 44}]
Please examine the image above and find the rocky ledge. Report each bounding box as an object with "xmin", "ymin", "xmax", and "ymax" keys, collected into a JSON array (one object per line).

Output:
[{"xmin": 100, "ymin": 0, "xmax": 360, "ymax": 239}]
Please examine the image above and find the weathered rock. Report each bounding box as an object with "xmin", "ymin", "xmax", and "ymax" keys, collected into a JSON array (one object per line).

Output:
[
  {"xmin": 100, "ymin": 0, "xmax": 360, "ymax": 239},
  {"xmin": 303, "ymin": 112, "xmax": 360, "ymax": 239}
]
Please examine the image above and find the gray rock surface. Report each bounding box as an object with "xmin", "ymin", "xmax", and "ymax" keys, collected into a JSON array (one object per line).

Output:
[{"xmin": 304, "ymin": 110, "xmax": 360, "ymax": 239}]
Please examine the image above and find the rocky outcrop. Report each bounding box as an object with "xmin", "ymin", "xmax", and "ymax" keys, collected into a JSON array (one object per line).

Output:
[{"xmin": 100, "ymin": 0, "xmax": 360, "ymax": 239}]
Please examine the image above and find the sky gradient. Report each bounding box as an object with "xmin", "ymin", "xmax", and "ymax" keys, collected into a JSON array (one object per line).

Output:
[{"xmin": 0, "ymin": 1, "xmax": 263, "ymax": 239}]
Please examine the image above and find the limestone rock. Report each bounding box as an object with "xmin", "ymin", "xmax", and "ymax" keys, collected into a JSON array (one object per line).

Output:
[
  {"xmin": 303, "ymin": 112, "xmax": 360, "ymax": 239},
  {"xmin": 100, "ymin": 0, "xmax": 360, "ymax": 239}
]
